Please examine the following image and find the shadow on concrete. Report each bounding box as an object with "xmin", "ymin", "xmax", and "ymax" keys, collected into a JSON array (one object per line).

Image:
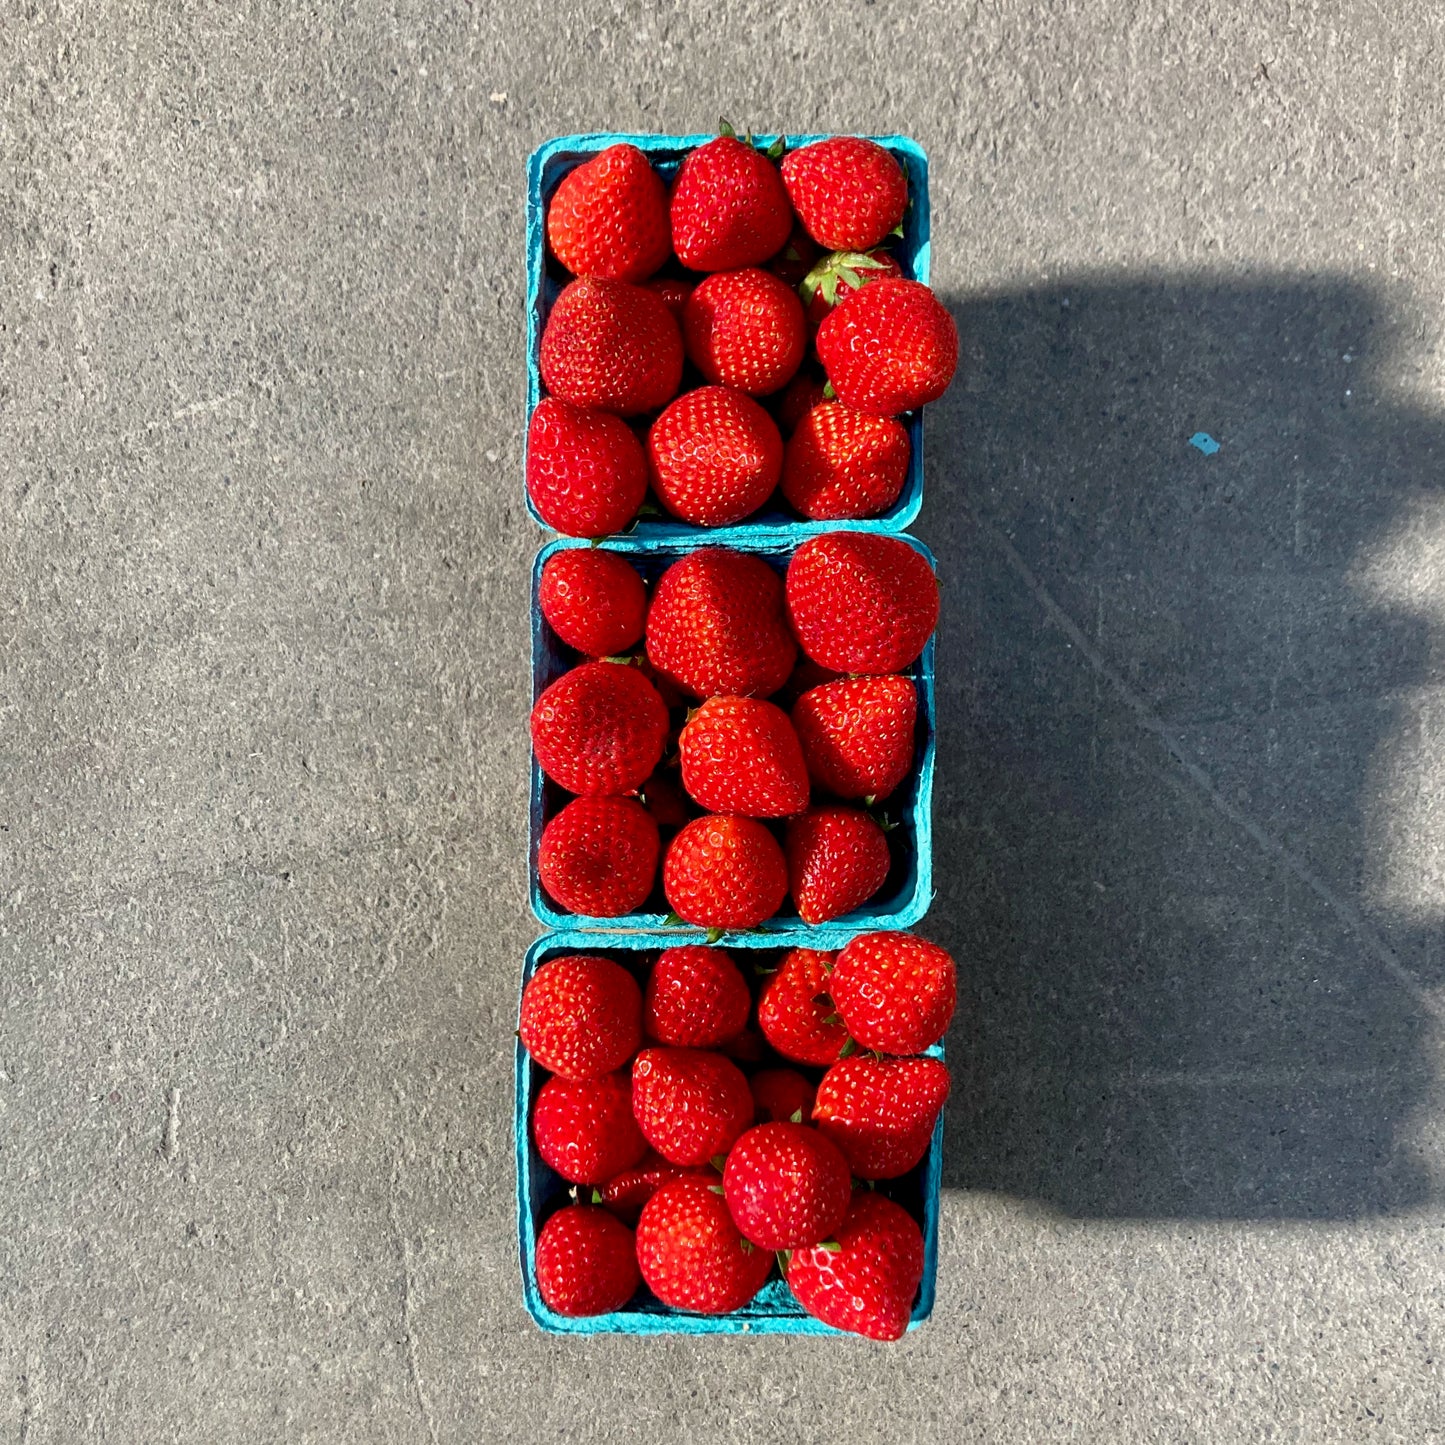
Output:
[{"xmin": 922, "ymin": 275, "xmax": 1443, "ymax": 1217}]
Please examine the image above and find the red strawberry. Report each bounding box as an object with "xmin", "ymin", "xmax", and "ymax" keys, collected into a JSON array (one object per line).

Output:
[
  {"xmin": 785, "ymin": 1192, "xmax": 923, "ymax": 1341},
  {"xmin": 756, "ymin": 947, "xmax": 847, "ymax": 1067},
  {"xmin": 723, "ymin": 1122, "xmax": 852, "ymax": 1250},
  {"xmin": 530, "ymin": 660, "xmax": 668, "ymax": 796},
  {"xmin": 648, "ymin": 386, "xmax": 783, "ymax": 528},
  {"xmin": 831, "ymin": 932, "xmax": 957, "ymax": 1054},
  {"xmin": 678, "ymin": 696, "xmax": 809, "ymax": 818},
  {"xmin": 534, "ymin": 1204, "xmax": 641, "ymax": 1317},
  {"xmin": 792, "ymin": 675, "xmax": 917, "ymax": 801},
  {"xmin": 816, "ymin": 278, "xmax": 957, "ymax": 415},
  {"xmin": 638, "ymin": 771, "xmax": 692, "ymax": 829},
  {"xmin": 776, "ymin": 369, "xmax": 829, "ymax": 436},
  {"xmin": 785, "ymin": 532, "xmax": 938, "ymax": 673},
  {"xmin": 785, "ymin": 806, "xmax": 891, "ymax": 925},
  {"xmin": 546, "ymin": 144, "xmax": 671, "ymax": 282},
  {"xmin": 645, "ymin": 549, "xmax": 796, "ymax": 699},
  {"xmin": 670, "ymin": 133, "xmax": 793, "ymax": 272},
  {"xmin": 812, "ymin": 1055, "xmax": 950, "ymax": 1179},
  {"xmin": 662, "ymin": 815, "xmax": 789, "ymax": 930},
  {"xmin": 781, "ymin": 402, "xmax": 910, "ymax": 521},
  {"xmin": 799, "ymin": 248, "xmax": 904, "ymax": 325},
  {"xmin": 766, "ymin": 220, "xmax": 821, "ymax": 286},
  {"xmin": 683, "ymin": 269, "xmax": 806, "ymax": 396},
  {"xmin": 519, "ymin": 954, "xmax": 643, "ymax": 1081},
  {"xmin": 538, "ymin": 795, "xmax": 659, "ymax": 918},
  {"xmin": 540, "ymin": 278, "xmax": 683, "ymax": 416},
  {"xmin": 749, "ymin": 1067, "xmax": 817, "ymax": 1124},
  {"xmin": 636, "ymin": 1176, "xmax": 774, "ymax": 1313},
  {"xmin": 645, "ymin": 276, "xmax": 693, "ymax": 318},
  {"xmin": 631, "ymin": 1047, "xmax": 753, "ymax": 1165},
  {"xmin": 534, "ymin": 1071, "xmax": 649, "ymax": 1185},
  {"xmin": 643, "ymin": 946, "xmax": 751, "ymax": 1048},
  {"xmin": 596, "ymin": 1150, "xmax": 712, "ymax": 1221},
  {"xmin": 526, "ymin": 398, "xmax": 649, "ymax": 538},
  {"xmin": 538, "ymin": 548, "xmax": 647, "ymax": 657},
  {"xmin": 780, "ymin": 137, "xmax": 908, "ymax": 252}
]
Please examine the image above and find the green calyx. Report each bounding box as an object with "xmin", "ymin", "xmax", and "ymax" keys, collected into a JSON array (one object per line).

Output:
[
  {"xmin": 820, "ymin": 1240, "xmax": 842, "ymax": 1254},
  {"xmin": 788, "ymin": 1109, "xmax": 803, "ymax": 1124},
  {"xmin": 705, "ymin": 927, "xmax": 726, "ymax": 945},
  {"xmin": 719, "ymin": 116, "xmax": 783, "ymax": 157},
  {"xmin": 798, "ymin": 250, "xmax": 894, "ymax": 311}
]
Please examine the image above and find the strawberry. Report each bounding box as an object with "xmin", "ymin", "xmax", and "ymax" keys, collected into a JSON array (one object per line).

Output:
[
  {"xmin": 540, "ymin": 278, "xmax": 683, "ymax": 416},
  {"xmin": 781, "ymin": 402, "xmax": 910, "ymax": 521},
  {"xmin": 799, "ymin": 248, "xmax": 904, "ymax": 326},
  {"xmin": 785, "ymin": 806, "xmax": 891, "ymax": 925},
  {"xmin": 518, "ymin": 954, "xmax": 643, "ymax": 1081},
  {"xmin": 749, "ymin": 1067, "xmax": 817, "ymax": 1124},
  {"xmin": 662, "ymin": 815, "xmax": 789, "ymax": 930},
  {"xmin": 785, "ymin": 532, "xmax": 938, "ymax": 674},
  {"xmin": 723, "ymin": 1122, "xmax": 852, "ymax": 1250},
  {"xmin": 630, "ymin": 1047, "xmax": 753, "ymax": 1165},
  {"xmin": 780, "ymin": 137, "xmax": 908, "ymax": 252},
  {"xmin": 546, "ymin": 143, "xmax": 671, "ymax": 283},
  {"xmin": 648, "ymin": 386, "xmax": 783, "ymax": 528},
  {"xmin": 775, "ymin": 369, "xmax": 829, "ymax": 436},
  {"xmin": 791, "ymin": 674, "xmax": 917, "ymax": 801},
  {"xmin": 830, "ymin": 932, "xmax": 957, "ymax": 1054},
  {"xmin": 643, "ymin": 946, "xmax": 751, "ymax": 1048},
  {"xmin": 636, "ymin": 1176, "xmax": 774, "ymax": 1313},
  {"xmin": 534, "ymin": 1204, "xmax": 641, "ymax": 1317},
  {"xmin": 530, "ymin": 660, "xmax": 668, "ymax": 796},
  {"xmin": 766, "ymin": 220, "xmax": 821, "ymax": 286},
  {"xmin": 812, "ymin": 1055, "xmax": 950, "ymax": 1179},
  {"xmin": 755, "ymin": 947, "xmax": 847, "ymax": 1067},
  {"xmin": 538, "ymin": 795, "xmax": 659, "ymax": 918},
  {"xmin": 670, "ymin": 132, "xmax": 793, "ymax": 272},
  {"xmin": 538, "ymin": 548, "xmax": 647, "ymax": 657},
  {"xmin": 678, "ymin": 696, "xmax": 810, "ymax": 818},
  {"xmin": 596, "ymin": 1150, "xmax": 712, "ymax": 1222},
  {"xmin": 816, "ymin": 277, "xmax": 958, "ymax": 415},
  {"xmin": 525, "ymin": 398, "xmax": 649, "ymax": 538},
  {"xmin": 645, "ymin": 549, "xmax": 796, "ymax": 699},
  {"xmin": 637, "ymin": 771, "xmax": 693, "ymax": 829},
  {"xmin": 533, "ymin": 1071, "xmax": 649, "ymax": 1185},
  {"xmin": 682, "ymin": 269, "xmax": 806, "ymax": 396},
  {"xmin": 645, "ymin": 276, "xmax": 693, "ymax": 318},
  {"xmin": 785, "ymin": 1192, "xmax": 923, "ymax": 1341}
]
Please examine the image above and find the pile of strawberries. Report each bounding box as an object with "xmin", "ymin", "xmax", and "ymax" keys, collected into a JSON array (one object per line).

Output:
[
  {"xmin": 522, "ymin": 129, "xmax": 957, "ymax": 1341},
  {"xmin": 533, "ymin": 530, "xmax": 936, "ymax": 927},
  {"xmin": 527, "ymin": 127, "xmax": 957, "ymax": 534},
  {"xmin": 522, "ymin": 935, "xmax": 955, "ymax": 1340}
]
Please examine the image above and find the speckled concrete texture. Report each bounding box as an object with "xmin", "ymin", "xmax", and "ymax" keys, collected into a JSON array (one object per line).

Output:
[{"xmin": 4, "ymin": 3, "xmax": 1445, "ymax": 1441}]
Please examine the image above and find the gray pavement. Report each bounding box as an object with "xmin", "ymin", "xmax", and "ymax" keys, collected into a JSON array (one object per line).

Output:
[{"xmin": 4, "ymin": 2, "xmax": 1445, "ymax": 1440}]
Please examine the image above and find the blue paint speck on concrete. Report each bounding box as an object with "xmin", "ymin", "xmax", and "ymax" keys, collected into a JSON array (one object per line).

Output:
[{"xmin": 1190, "ymin": 432, "xmax": 1222, "ymax": 455}]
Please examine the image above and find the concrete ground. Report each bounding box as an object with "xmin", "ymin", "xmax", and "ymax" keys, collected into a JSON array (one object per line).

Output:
[{"xmin": 4, "ymin": 2, "xmax": 1445, "ymax": 1440}]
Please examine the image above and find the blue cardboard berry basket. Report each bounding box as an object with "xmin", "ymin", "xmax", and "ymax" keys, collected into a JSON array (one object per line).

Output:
[
  {"xmin": 524, "ymin": 132, "xmax": 931, "ymax": 542},
  {"xmin": 516, "ymin": 929, "xmax": 944, "ymax": 1336},
  {"xmin": 529, "ymin": 533, "xmax": 937, "ymax": 936}
]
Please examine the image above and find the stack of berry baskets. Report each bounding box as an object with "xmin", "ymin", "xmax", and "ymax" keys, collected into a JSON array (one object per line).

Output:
[{"xmin": 519, "ymin": 128, "xmax": 959, "ymax": 1339}]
